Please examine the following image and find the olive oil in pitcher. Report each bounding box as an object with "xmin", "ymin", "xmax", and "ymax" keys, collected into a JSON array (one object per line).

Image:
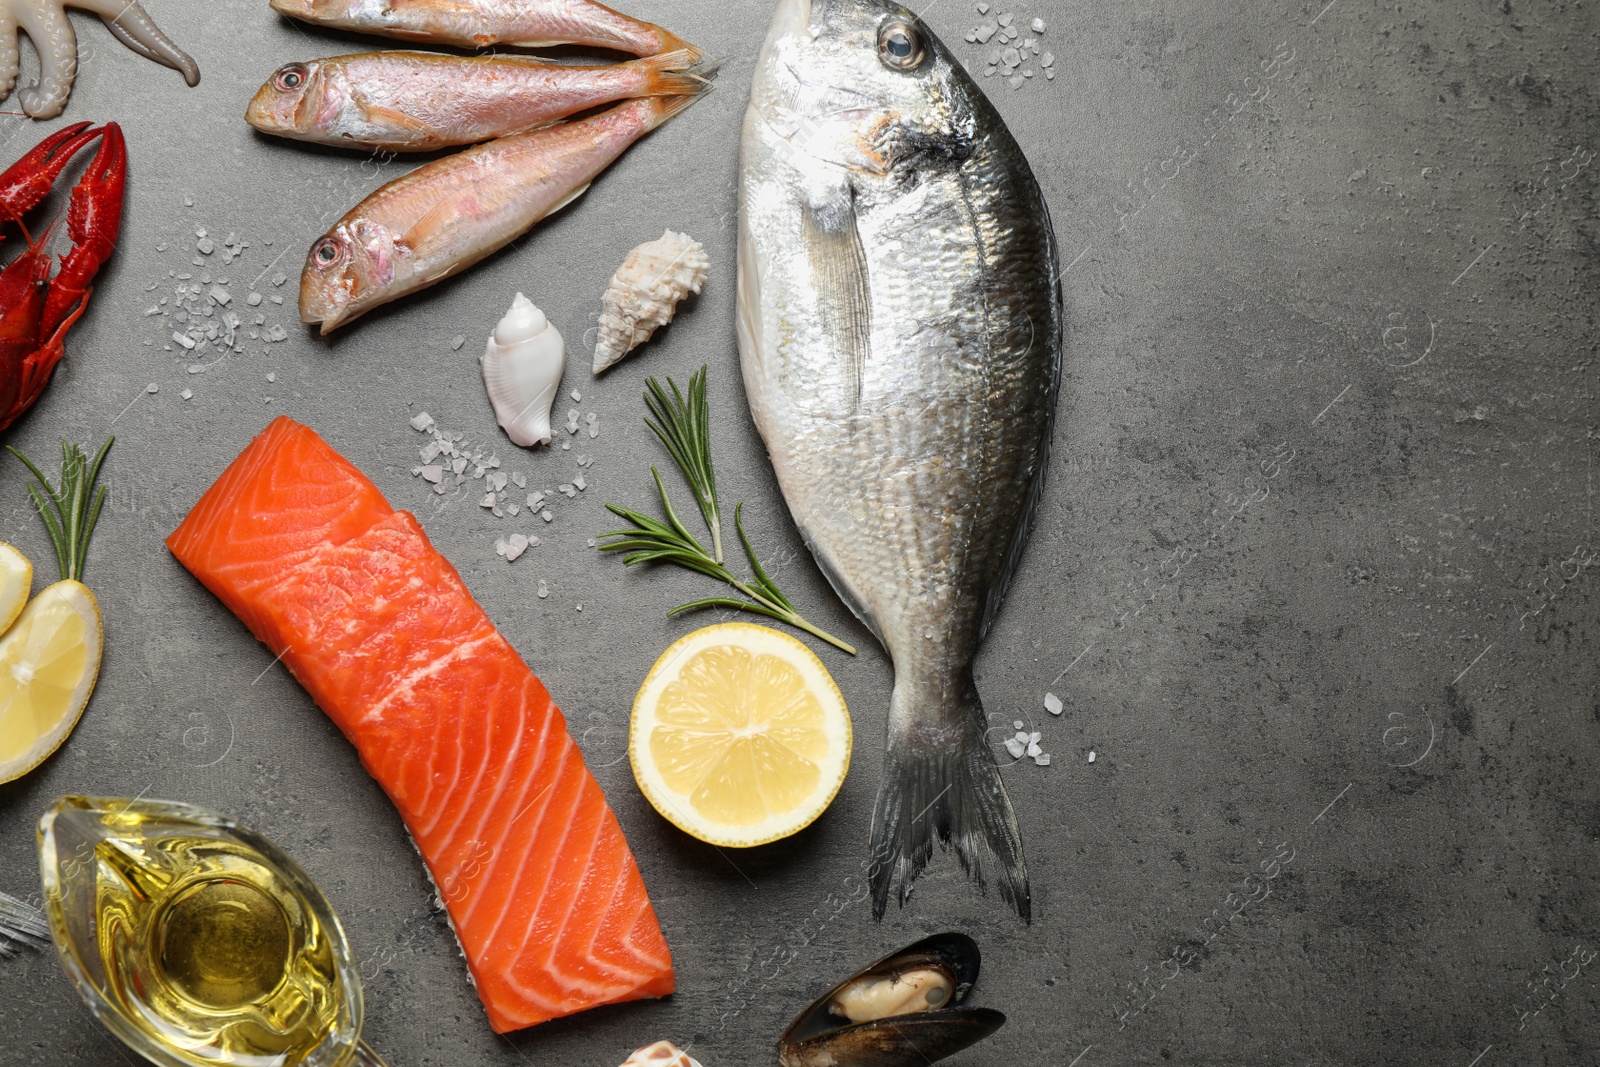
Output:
[{"xmin": 38, "ymin": 796, "xmax": 387, "ymax": 1067}]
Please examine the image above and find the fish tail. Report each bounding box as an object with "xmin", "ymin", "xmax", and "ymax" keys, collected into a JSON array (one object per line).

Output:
[
  {"xmin": 639, "ymin": 76, "xmax": 715, "ymax": 132},
  {"xmin": 635, "ymin": 49, "xmax": 721, "ymax": 98},
  {"xmin": 868, "ymin": 676, "xmax": 1031, "ymax": 922},
  {"xmin": 653, "ymin": 30, "xmax": 707, "ymax": 66}
]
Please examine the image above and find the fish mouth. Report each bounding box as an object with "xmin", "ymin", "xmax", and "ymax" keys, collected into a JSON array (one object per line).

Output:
[
  {"xmin": 300, "ymin": 289, "xmax": 350, "ymax": 335},
  {"xmin": 243, "ymin": 88, "xmax": 285, "ymax": 134},
  {"xmin": 304, "ymin": 305, "xmax": 348, "ymax": 336}
]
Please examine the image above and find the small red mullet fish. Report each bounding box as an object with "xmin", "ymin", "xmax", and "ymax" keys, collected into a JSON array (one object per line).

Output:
[
  {"xmin": 248, "ymin": 49, "xmax": 710, "ymax": 152},
  {"xmin": 268, "ymin": 0, "xmax": 701, "ymax": 60},
  {"xmin": 300, "ymin": 92, "xmax": 706, "ymax": 334}
]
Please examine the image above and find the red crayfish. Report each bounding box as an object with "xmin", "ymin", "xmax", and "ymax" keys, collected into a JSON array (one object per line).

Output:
[{"xmin": 0, "ymin": 121, "xmax": 126, "ymax": 432}]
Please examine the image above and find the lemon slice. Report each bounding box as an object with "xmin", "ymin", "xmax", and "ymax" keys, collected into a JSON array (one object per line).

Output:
[
  {"xmin": 0, "ymin": 542, "xmax": 31, "ymax": 634},
  {"xmin": 631, "ymin": 623, "xmax": 852, "ymax": 847},
  {"xmin": 0, "ymin": 581, "xmax": 103, "ymax": 784}
]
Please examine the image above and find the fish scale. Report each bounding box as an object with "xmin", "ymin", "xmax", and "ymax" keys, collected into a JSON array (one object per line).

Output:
[{"xmin": 739, "ymin": 0, "xmax": 1062, "ymax": 921}]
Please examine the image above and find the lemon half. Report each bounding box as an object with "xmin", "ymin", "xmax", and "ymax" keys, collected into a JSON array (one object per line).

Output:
[
  {"xmin": 0, "ymin": 542, "xmax": 32, "ymax": 633},
  {"xmin": 630, "ymin": 623, "xmax": 852, "ymax": 848},
  {"xmin": 0, "ymin": 581, "xmax": 103, "ymax": 784}
]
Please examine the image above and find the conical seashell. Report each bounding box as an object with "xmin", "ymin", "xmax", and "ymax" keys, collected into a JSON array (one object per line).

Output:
[
  {"xmin": 593, "ymin": 230, "xmax": 709, "ymax": 374},
  {"xmin": 621, "ymin": 1042, "xmax": 705, "ymax": 1067},
  {"xmin": 481, "ymin": 293, "xmax": 565, "ymax": 448}
]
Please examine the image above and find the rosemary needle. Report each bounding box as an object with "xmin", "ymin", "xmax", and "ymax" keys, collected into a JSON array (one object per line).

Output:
[{"xmin": 599, "ymin": 367, "xmax": 856, "ymax": 656}]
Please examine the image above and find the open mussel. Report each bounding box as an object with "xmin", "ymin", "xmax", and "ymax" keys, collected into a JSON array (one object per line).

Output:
[{"xmin": 778, "ymin": 933, "xmax": 1005, "ymax": 1067}]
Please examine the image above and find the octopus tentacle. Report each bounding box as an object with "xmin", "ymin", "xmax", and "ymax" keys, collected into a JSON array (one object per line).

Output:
[
  {"xmin": 98, "ymin": 12, "xmax": 162, "ymax": 64},
  {"xmin": 69, "ymin": 0, "xmax": 199, "ymax": 86},
  {"xmin": 0, "ymin": 15, "xmax": 18, "ymax": 105},
  {"xmin": 14, "ymin": 2, "xmax": 78, "ymax": 120}
]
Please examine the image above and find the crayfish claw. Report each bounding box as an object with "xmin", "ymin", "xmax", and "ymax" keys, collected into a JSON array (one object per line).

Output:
[
  {"xmin": 0, "ymin": 121, "xmax": 99, "ymax": 226},
  {"xmin": 40, "ymin": 123, "xmax": 125, "ymax": 340}
]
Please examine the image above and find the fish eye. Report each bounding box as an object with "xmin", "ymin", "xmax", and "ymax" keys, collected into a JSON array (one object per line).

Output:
[
  {"xmin": 274, "ymin": 64, "xmax": 308, "ymax": 92},
  {"xmin": 311, "ymin": 237, "xmax": 343, "ymax": 269},
  {"xmin": 877, "ymin": 20, "xmax": 924, "ymax": 70}
]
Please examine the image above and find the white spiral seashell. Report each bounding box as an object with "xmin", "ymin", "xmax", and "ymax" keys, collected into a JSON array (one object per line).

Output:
[
  {"xmin": 593, "ymin": 230, "xmax": 710, "ymax": 375},
  {"xmin": 481, "ymin": 293, "xmax": 565, "ymax": 448}
]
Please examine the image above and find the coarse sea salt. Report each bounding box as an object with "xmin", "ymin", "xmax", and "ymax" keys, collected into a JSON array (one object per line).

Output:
[{"xmin": 1045, "ymin": 692, "xmax": 1063, "ymax": 715}]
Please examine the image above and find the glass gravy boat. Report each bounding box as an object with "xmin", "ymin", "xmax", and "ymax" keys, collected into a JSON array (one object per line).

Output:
[{"xmin": 38, "ymin": 796, "xmax": 389, "ymax": 1067}]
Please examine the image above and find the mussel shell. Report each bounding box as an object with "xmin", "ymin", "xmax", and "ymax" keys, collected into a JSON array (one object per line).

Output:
[
  {"xmin": 778, "ymin": 1008, "xmax": 1006, "ymax": 1067},
  {"xmin": 778, "ymin": 933, "xmax": 1004, "ymax": 1067}
]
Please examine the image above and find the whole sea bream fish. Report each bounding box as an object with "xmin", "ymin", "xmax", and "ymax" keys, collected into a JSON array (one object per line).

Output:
[
  {"xmin": 738, "ymin": 0, "xmax": 1062, "ymax": 920},
  {"xmin": 268, "ymin": 0, "xmax": 700, "ymax": 59},
  {"xmin": 246, "ymin": 49, "xmax": 709, "ymax": 152},
  {"xmin": 300, "ymin": 92, "xmax": 705, "ymax": 332}
]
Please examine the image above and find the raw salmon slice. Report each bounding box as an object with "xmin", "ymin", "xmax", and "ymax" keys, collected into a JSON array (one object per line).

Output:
[{"xmin": 167, "ymin": 416, "xmax": 674, "ymax": 1033}]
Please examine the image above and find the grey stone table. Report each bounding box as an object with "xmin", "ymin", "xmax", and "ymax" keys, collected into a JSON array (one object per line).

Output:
[{"xmin": 1, "ymin": 1, "xmax": 1596, "ymax": 1065}]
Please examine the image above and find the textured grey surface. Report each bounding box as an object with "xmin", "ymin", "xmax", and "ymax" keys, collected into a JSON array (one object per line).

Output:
[{"xmin": 0, "ymin": 1, "xmax": 1597, "ymax": 1065}]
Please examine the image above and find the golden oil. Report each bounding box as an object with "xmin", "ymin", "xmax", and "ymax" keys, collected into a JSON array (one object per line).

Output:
[{"xmin": 40, "ymin": 797, "xmax": 368, "ymax": 1067}]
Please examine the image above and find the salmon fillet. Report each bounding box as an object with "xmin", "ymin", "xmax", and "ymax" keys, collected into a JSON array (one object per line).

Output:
[{"xmin": 166, "ymin": 416, "xmax": 674, "ymax": 1033}]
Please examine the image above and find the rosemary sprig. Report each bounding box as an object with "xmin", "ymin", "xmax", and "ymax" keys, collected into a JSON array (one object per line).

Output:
[
  {"xmin": 644, "ymin": 371, "xmax": 721, "ymax": 563},
  {"xmin": 8, "ymin": 438, "xmax": 113, "ymax": 582},
  {"xmin": 600, "ymin": 368, "xmax": 856, "ymax": 655}
]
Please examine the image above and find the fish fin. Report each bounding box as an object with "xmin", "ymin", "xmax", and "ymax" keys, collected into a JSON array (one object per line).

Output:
[
  {"xmin": 635, "ymin": 49, "xmax": 720, "ymax": 96},
  {"xmin": 545, "ymin": 180, "xmax": 594, "ymax": 219},
  {"xmin": 796, "ymin": 522, "xmax": 884, "ymax": 646},
  {"xmin": 979, "ymin": 200, "xmax": 1064, "ymax": 639},
  {"xmin": 633, "ymin": 79, "xmax": 716, "ymax": 139},
  {"xmin": 641, "ymin": 80, "xmax": 715, "ymax": 133},
  {"xmin": 801, "ymin": 186, "xmax": 872, "ymax": 411},
  {"xmin": 359, "ymin": 100, "xmax": 437, "ymax": 136},
  {"xmin": 869, "ymin": 675, "xmax": 1030, "ymax": 922},
  {"xmin": 399, "ymin": 195, "xmax": 463, "ymax": 260},
  {"xmin": 654, "ymin": 30, "xmax": 706, "ymax": 66}
]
